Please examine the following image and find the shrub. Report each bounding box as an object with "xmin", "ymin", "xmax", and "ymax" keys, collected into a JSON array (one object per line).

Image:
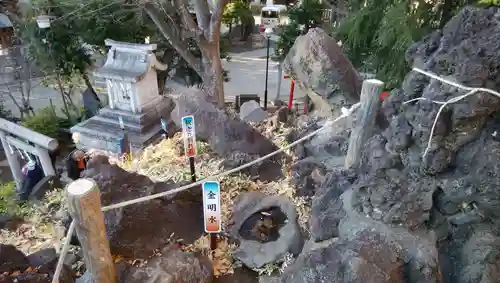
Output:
[
  {"xmin": 21, "ymin": 107, "xmax": 60, "ymax": 138},
  {"xmin": 0, "ymin": 181, "xmax": 26, "ymax": 216}
]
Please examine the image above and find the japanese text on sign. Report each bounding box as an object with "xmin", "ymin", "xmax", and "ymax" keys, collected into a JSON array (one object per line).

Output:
[
  {"xmin": 202, "ymin": 181, "xmax": 221, "ymax": 233},
  {"xmin": 118, "ymin": 116, "xmax": 124, "ymax": 130},
  {"xmin": 181, "ymin": 115, "xmax": 197, "ymax": 157},
  {"xmin": 161, "ymin": 118, "xmax": 167, "ymax": 132}
]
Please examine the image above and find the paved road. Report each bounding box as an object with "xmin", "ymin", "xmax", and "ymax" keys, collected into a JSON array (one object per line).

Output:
[{"xmin": 2, "ymin": 46, "xmax": 306, "ymax": 118}]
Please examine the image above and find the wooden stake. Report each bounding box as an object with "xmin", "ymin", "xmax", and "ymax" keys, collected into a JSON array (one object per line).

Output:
[
  {"xmin": 66, "ymin": 179, "xmax": 116, "ymax": 283},
  {"xmin": 189, "ymin": 156, "xmax": 196, "ymax": 182},
  {"xmin": 210, "ymin": 233, "xmax": 217, "ymax": 250},
  {"xmin": 345, "ymin": 79, "xmax": 384, "ymax": 170}
]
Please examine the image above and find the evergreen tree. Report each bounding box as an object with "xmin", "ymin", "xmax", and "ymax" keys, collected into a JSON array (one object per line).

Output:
[{"xmin": 335, "ymin": 0, "xmax": 477, "ymax": 88}]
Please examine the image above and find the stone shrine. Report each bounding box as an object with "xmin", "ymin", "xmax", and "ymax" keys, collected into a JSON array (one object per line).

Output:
[{"xmin": 71, "ymin": 39, "xmax": 174, "ymax": 154}]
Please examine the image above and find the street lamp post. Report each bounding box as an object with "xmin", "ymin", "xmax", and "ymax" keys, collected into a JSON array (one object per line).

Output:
[{"xmin": 264, "ymin": 28, "xmax": 273, "ymax": 110}]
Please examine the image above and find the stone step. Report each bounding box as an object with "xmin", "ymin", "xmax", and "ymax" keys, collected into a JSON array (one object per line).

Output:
[
  {"xmin": 91, "ymin": 115, "xmax": 150, "ymax": 133},
  {"xmin": 72, "ymin": 120, "xmax": 165, "ymax": 154}
]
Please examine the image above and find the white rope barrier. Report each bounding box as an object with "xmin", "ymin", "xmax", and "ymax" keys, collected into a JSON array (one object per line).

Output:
[
  {"xmin": 53, "ymin": 69, "xmax": 499, "ymax": 282},
  {"xmin": 406, "ymin": 68, "xmax": 500, "ymax": 158},
  {"xmin": 100, "ymin": 102, "xmax": 361, "ymax": 211},
  {"xmin": 51, "ymin": 102, "xmax": 360, "ymax": 283},
  {"xmin": 51, "ymin": 220, "xmax": 75, "ymax": 283}
]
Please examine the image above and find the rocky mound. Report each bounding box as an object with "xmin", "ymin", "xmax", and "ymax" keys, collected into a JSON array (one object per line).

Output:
[{"xmin": 278, "ymin": 6, "xmax": 500, "ymax": 283}]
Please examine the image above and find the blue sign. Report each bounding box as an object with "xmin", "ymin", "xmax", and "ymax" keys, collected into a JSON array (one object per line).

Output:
[{"xmin": 161, "ymin": 118, "xmax": 167, "ymax": 132}]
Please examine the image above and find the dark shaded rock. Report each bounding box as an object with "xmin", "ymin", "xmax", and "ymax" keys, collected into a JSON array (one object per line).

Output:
[
  {"xmin": 0, "ymin": 244, "xmax": 29, "ymax": 273},
  {"xmin": 457, "ymin": 231, "xmax": 500, "ymax": 283},
  {"xmin": 27, "ymin": 248, "xmax": 57, "ymax": 269},
  {"xmin": 273, "ymin": 107, "xmax": 289, "ymax": 124},
  {"xmin": 32, "ymin": 256, "xmax": 74, "ymax": 283},
  {"xmin": 281, "ymin": 229, "xmax": 406, "ymax": 283},
  {"xmin": 310, "ymin": 170, "xmax": 353, "ymax": 241},
  {"xmin": 228, "ymin": 192, "xmax": 303, "ymax": 269},
  {"xmin": 0, "ymin": 275, "xmax": 13, "ymax": 283},
  {"xmin": 292, "ymin": 6, "xmax": 500, "ymax": 283},
  {"xmin": 122, "ymin": 245, "xmax": 213, "ymax": 283},
  {"xmin": 81, "ymin": 154, "xmax": 203, "ymax": 258},
  {"xmin": 220, "ymin": 152, "xmax": 262, "ymax": 177},
  {"xmin": 289, "ymin": 158, "xmax": 328, "ymax": 198},
  {"xmin": 0, "ymin": 213, "xmax": 20, "ymax": 230},
  {"xmin": 12, "ymin": 273, "xmax": 50, "ymax": 283},
  {"xmin": 170, "ymin": 91, "xmax": 278, "ymax": 158},
  {"xmin": 382, "ymin": 115, "xmax": 412, "ymax": 154},
  {"xmin": 351, "ymin": 169, "xmax": 436, "ymax": 228},
  {"xmin": 28, "ymin": 175, "xmax": 62, "ymax": 201}
]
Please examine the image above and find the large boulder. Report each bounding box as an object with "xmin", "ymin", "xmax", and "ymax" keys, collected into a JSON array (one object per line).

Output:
[
  {"xmin": 170, "ymin": 90, "xmax": 278, "ymax": 158},
  {"xmin": 283, "ymin": 28, "xmax": 362, "ymax": 116},
  {"xmin": 79, "ymin": 154, "xmax": 204, "ymax": 258}
]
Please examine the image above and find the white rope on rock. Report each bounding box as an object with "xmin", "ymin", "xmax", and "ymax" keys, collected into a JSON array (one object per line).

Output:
[
  {"xmin": 51, "ymin": 220, "xmax": 76, "ymax": 283},
  {"xmin": 52, "ymin": 102, "xmax": 361, "ymax": 281},
  {"xmin": 406, "ymin": 68, "xmax": 500, "ymax": 158},
  {"xmin": 100, "ymin": 102, "xmax": 361, "ymax": 211}
]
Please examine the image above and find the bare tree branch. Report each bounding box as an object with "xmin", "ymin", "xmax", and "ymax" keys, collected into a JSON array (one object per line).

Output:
[
  {"xmin": 175, "ymin": 0, "xmax": 204, "ymax": 38},
  {"xmin": 142, "ymin": 1, "xmax": 203, "ymax": 76},
  {"xmin": 194, "ymin": 0, "xmax": 211, "ymax": 33},
  {"xmin": 209, "ymin": 0, "xmax": 227, "ymax": 42}
]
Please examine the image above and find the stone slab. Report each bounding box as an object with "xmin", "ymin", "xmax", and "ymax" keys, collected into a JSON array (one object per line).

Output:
[{"xmin": 70, "ymin": 96, "xmax": 174, "ymax": 154}]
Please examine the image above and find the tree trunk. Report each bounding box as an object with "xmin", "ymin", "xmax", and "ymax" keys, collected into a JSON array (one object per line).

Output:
[
  {"xmin": 81, "ymin": 72, "xmax": 101, "ymax": 103},
  {"xmin": 202, "ymin": 46, "xmax": 225, "ymax": 108},
  {"xmin": 439, "ymin": 0, "xmax": 455, "ymax": 29},
  {"xmin": 143, "ymin": 0, "xmax": 226, "ymax": 108}
]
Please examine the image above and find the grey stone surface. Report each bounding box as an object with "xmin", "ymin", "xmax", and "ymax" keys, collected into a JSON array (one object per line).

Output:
[
  {"xmin": 170, "ymin": 90, "xmax": 278, "ymax": 158},
  {"xmin": 27, "ymin": 248, "xmax": 57, "ymax": 269},
  {"xmin": 283, "ymin": 28, "xmax": 361, "ymax": 115},
  {"xmin": 228, "ymin": 192, "xmax": 303, "ymax": 269},
  {"xmin": 71, "ymin": 96, "xmax": 174, "ymax": 154},
  {"xmin": 239, "ymin": 100, "xmax": 269, "ymax": 122}
]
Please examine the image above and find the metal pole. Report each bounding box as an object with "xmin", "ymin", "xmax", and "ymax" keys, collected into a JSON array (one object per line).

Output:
[
  {"xmin": 275, "ymin": 62, "xmax": 282, "ymax": 101},
  {"xmin": 189, "ymin": 156, "xmax": 196, "ymax": 182},
  {"xmin": 264, "ymin": 36, "xmax": 270, "ymax": 110}
]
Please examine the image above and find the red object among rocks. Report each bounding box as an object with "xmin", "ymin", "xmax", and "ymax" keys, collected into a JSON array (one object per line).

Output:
[{"xmin": 380, "ymin": 91, "xmax": 389, "ymax": 100}]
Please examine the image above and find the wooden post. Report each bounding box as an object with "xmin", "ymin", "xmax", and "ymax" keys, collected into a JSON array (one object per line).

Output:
[
  {"xmin": 66, "ymin": 179, "xmax": 116, "ymax": 283},
  {"xmin": 345, "ymin": 79, "xmax": 384, "ymax": 169}
]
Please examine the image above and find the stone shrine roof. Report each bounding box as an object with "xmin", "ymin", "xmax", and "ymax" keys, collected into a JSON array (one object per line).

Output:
[{"xmin": 93, "ymin": 39, "xmax": 167, "ymax": 82}]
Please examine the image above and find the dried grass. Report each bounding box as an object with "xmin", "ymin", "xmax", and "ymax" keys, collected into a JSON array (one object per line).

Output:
[
  {"xmin": 183, "ymin": 234, "xmax": 238, "ymax": 277},
  {"xmin": 0, "ymin": 117, "xmax": 311, "ymax": 277},
  {"xmin": 117, "ymin": 120, "xmax": 310, "ymax": 276},
  {"xmin": 0, "ymin": 189, "xmax": 67, "ymax": 255}
]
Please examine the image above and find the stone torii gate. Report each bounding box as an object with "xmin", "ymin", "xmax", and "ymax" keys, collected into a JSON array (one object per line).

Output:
[{"xmin": 0, "ymin": 118, "xmax": 58, "ymax": 187}]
